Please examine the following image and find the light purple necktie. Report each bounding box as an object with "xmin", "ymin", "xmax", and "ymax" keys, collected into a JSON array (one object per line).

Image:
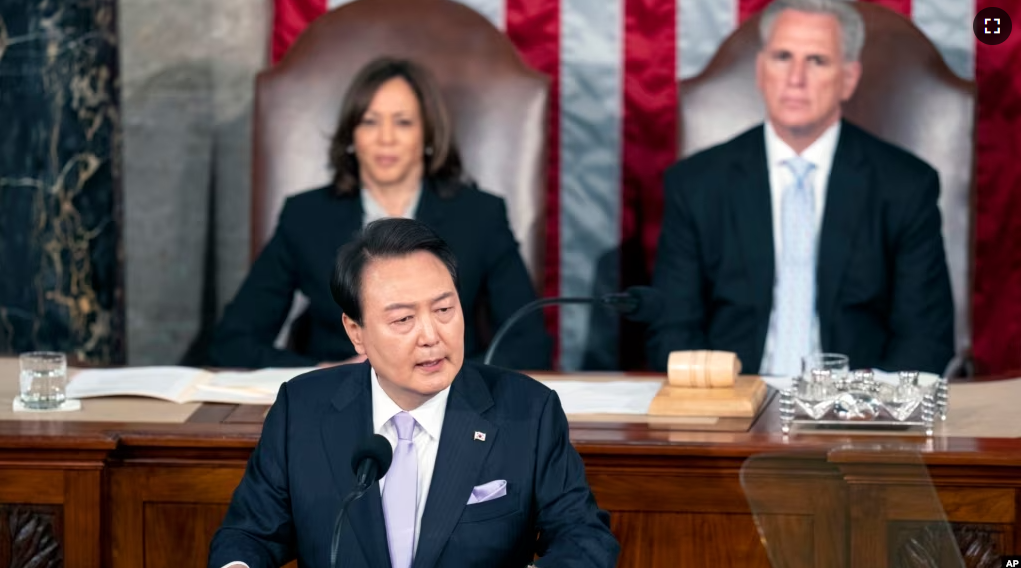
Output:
[{"xmin": 382, "ymin": 411, "xmax": 418, "ymax": 568}]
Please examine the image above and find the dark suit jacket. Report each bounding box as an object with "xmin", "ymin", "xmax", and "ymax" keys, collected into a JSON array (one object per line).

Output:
[
  {"xmin": 208, "ymin": 361, "xmax": 620, "ymax": 568},
  {"xmin": 648, "ymin": 120, "xmax": 954, "ymax": 375},
  {"xmin": 209, "ymin": 181, "xmax": 552, "ymax": 370}
]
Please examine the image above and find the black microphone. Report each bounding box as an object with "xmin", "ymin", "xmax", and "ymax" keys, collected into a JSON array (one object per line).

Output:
[
  {"xmin": 482, "ymin": 286, "xmax": 666, "ymax": 366},
  {"xmin": 330, "ymin": 434, "xmax": 393, "ymax": 568},
  {"xmin": 596, "ymin": 286, "xmax": 665, "ymax": 324}
]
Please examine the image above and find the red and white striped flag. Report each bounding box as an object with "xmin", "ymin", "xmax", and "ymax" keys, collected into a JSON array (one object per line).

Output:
[{"xmin": 271, "ymin": 0, "xmax": 1021, "ymax": 374}]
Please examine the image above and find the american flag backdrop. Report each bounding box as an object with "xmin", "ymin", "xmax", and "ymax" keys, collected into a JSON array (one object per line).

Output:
[{"xmin": 271, "ymin": 0, "xmax": 1021, "ymax": 373}]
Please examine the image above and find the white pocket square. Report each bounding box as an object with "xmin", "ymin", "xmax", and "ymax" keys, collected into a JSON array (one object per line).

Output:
[{"xmin": 466, "ymin": 479, "xmax": 507, "ymax": 505}]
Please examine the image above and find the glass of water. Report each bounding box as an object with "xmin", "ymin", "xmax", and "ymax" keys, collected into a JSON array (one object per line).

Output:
[
  {"xmin": 19, "ymin": 352, "xmax": 68, "ymax": 410},
  {"xmin": 801, "ymin": 353, "xmax": 850, "ymax": 384}
]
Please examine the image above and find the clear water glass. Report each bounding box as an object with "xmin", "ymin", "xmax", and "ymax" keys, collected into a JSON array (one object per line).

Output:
[
  {"xmin": 795, "ymin": 369, "xmax": 836, "ymax": 419},
  {"xmin": 801, "ymin": 352, "xmax": 850, "ymax": 384},
  {"xmin": 18, "ymin": 352, "xmax": 68, "ymax": 410}
]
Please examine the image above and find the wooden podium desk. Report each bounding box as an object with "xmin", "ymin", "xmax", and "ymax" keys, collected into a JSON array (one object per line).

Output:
[{"xmin": 0, "ymin": 378, "xmax": 1019, "ymax": 567}]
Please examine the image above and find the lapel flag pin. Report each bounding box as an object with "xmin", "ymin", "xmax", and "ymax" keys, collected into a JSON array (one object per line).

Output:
[{"xmin": 474, "ymin": 431, "xmax": 486, "ymax": 442}]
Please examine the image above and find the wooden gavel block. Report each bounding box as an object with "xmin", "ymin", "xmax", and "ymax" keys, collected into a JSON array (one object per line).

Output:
[
  {"xmin": 650, "ymin": 350, "xmax": 763, "ymax": 418},
  {"xmin": 667, "ymin": 350, "xmax": 742, "ymax": 389}
]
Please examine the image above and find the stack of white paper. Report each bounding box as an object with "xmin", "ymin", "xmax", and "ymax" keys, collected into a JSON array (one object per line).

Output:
[{"xmin": 539, "ymin": 380, "xmax": 663, "ymax": 415}]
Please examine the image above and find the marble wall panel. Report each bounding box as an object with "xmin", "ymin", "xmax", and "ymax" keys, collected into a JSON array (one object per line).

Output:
[{"xmin": 0, "ymin": 0, "xmax": 123, "ymax": 364}]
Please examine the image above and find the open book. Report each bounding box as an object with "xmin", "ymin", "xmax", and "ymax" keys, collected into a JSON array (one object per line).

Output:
[
  {"xmin": 66, "ymin": 367, "xmax": 319, "ymax": 405},
  {"xmin": 64, "ymin": 367, "xmax": 665, "ymax": 413}
]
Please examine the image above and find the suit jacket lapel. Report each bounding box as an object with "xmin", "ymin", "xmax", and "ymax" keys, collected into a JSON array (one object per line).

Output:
[
  {"xmin": 320, "ymin": 363, "xmax": 391, "ymax": 568},
  {"xmin": 336, "ymin": 192, "xmax": 364, "ymax": 239},
  {"xmin": 732, "ymin": 127, "xmax": 776, "ymax": 357},
  {"xmin": 413, "ymin": 365, "xmax": 496, "ymax": 568},
  {"xmin": 817, "ymin": 121, "xmax": 871, "ymax": 348},
  {"xmin": 414, "ymin": 180, "xmax": 448, "ymax": 233}
]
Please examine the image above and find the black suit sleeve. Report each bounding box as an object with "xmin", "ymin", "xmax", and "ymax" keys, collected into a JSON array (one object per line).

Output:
[
  {"xmin": 646, "ymin": 165, "xmax": 710, "ymax": 371},
  {"xmin": 880, "ymin": 168, "xmax": 955, "ymax": 373},
  {"xmin": 476, "ymin": 198, "xmax": 553, "ymax": 370},
  {"xmin": 533, "ymin": 391, "xmax": 620, "ymax": 568},
  {"xmin": 208, "ymin": 383, "xmax": 296, "ymax": 568},
  {"xmin": 208, "ymin": 199, "xmax": 318, "ymax": 368}
]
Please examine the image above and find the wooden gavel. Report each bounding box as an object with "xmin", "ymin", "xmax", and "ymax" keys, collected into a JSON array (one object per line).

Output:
[{"xmin": 666, "ymin": 350, "xmax": 741, "ymax": 389}]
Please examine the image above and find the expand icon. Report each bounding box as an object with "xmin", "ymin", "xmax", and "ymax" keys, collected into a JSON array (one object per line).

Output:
[{"xmin": 974, "ymin": 7, "xmax": 1013, "ymax": 45}]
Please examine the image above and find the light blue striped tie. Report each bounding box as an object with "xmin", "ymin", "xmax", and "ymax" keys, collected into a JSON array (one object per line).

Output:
[{"xmin": 773, "ymin": 157, "xmax": 817, "ymax": 377}]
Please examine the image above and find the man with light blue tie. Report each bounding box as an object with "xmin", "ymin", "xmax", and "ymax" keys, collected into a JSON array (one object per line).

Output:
[
  {"xmin": 209, "ymin": 218, "xmax": 619, "ymax": 568},
  {"xmin": 647, "ymin": 0, "xmax": 954, "ymax": 377}
]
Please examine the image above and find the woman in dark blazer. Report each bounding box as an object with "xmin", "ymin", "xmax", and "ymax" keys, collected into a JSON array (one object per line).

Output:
[{"xmin": 209, "ymin": 57, "xmax": 552, "ymax": 370}]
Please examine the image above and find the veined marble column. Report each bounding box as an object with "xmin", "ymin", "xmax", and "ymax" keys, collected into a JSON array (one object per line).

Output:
[{"xmin": 0, "ymin": 0, "xmax": 124, "ymax": 364}]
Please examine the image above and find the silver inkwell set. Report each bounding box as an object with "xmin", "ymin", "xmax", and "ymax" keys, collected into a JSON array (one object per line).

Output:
[{"xmin": 779, "ymin": 354, "xmax": 950, "ymax": 436}]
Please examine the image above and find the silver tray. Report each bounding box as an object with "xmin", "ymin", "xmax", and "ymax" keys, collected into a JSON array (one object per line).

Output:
[{"xmin": 779, "ymin": 369, "xmax": 949, "ymax": 436}]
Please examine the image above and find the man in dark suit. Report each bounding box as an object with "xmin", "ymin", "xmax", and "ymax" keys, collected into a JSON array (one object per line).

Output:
[
  {"xmin": 648, "ymin": 0, "xmax": 954, "ymax": 376},
  {"xmin": 209, "ymin": 218, "xmax": 619, "ymax": 568}
]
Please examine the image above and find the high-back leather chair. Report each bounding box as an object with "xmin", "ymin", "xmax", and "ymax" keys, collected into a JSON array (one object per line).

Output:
[
  {"xmin": 678, "ymin": 3, "xmax": 976, "ymax": 364},
  {"xmin": 252, "ymin": 0, "xmax": 549, "ymax": 287}
]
